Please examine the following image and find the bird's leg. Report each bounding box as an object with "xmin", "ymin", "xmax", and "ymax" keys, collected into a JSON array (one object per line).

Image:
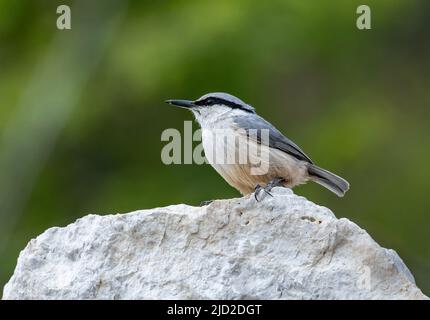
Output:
[
  {"xmin": 200, "ymin": 200, "xmax": 213, "ymax": 206},
  {"xmin": 254, "ymin": 177, "xmax": 286, "ymax": 202},
  {"xmin": 265, "ymin": 177, "xmax": 286, "ymax": 193},
  {"xmin": 254, "ymin": 184, "xmax": 273, "ymax": 202}
]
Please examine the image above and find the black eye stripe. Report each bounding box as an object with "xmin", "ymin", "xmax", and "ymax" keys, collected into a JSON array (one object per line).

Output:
[
  {"xmin": 193, "ymin": 94, "xmax": 255, "ymax": 113},
  {"xmin": 194, "ymin": 96, "xmax": 255, "ymax": 113},
  {"xmin": 195, "ymin": 97, "xmax": 248, "ymax": 110}
]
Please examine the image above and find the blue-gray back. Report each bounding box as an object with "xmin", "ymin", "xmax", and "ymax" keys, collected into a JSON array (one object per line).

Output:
[{"xmin": 233, "ymin": 114, "xmax": 313, "ymax": 164}]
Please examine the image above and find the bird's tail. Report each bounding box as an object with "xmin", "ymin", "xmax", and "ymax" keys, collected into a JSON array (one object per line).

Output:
[{"xmin": 307, "ymin": 164, "xmax": 350, "ymax": 197}]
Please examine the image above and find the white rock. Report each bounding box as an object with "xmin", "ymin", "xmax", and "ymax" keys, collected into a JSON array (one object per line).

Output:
[{"xmin": 2, "ymin": 188, "xmax": 428, "ymax": 299}]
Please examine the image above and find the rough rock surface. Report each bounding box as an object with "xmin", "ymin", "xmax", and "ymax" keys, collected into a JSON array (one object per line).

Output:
[{"xmin": 2, "ymin": 188, "xmax": 428, "ymax": 300}]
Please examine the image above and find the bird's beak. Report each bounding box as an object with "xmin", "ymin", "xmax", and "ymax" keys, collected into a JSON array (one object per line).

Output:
[{"xmin": 165, "ymin": 99, "xmax": 195, "ymax": 109}]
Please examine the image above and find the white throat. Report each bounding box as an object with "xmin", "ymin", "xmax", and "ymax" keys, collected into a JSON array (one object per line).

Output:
[{"xmin": 191, "ymin": 105, "xmax": 246, "ymax": 130}]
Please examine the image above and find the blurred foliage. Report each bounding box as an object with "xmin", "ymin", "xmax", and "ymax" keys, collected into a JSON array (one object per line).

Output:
[{"xmin": 0, "ymin": 0, "xmax": 429, "ymax": 295}]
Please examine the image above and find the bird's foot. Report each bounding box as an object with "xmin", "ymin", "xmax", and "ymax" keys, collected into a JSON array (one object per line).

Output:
[
  {"xmin": 254, "ymin": 184, "xmax": 272, "ymax": 202},
  {"xmin": 254, "ymin": 177, "xmax": 286, "ymax": 202},
  {"xmin": 200, "ymin": 200, "xmax": 213, "ymax": 206},
  {"xmin": 266, "ymin": 177, "xmax": 286, "ymax": 190}
]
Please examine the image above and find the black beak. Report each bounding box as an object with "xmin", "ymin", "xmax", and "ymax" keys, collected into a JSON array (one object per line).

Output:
[{"xmin": 165, "ymin": 99, "xmax": 195, "ymax": 109}]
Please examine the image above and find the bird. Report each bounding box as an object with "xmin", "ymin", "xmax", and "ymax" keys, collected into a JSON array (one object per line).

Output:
[{"xmin": 166, "ymin": 92, "xmax": 349, "ymax": 201}]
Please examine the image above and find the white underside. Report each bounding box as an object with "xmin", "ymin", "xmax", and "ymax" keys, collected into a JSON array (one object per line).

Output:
[{"xmin": 202, "ymin": 128, "xmax": 309, "ymax": 195}]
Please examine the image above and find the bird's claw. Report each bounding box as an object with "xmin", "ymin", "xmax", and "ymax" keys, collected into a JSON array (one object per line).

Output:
[
  {"xmin": 266, "ymin": 177, "xmax": 286, "ymax": 190},
  {"xmin": 254, "ymin": 184, "xmax": 273, "ymax": 202},
  {"xmin": 254, "ymin": 184, "xmax": 263, "ymax": 201},
  {"xmin": 253, "ymin": 177, "xmax": 286, "ymax": 202}
]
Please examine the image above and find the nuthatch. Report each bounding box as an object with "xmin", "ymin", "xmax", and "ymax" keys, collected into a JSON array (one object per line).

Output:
[{"xmin": 166, "ymin": 92, "xmax": 349, "ymax": 200}]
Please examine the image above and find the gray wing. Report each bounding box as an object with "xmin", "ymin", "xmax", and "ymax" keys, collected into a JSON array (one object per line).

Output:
[{"xmin": 233, "ymin": 114, "xmax": 313, "ymax": 164}]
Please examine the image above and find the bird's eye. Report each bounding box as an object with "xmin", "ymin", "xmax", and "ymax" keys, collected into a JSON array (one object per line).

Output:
[{"xmin": 206, "ymin": 98, "xmax": 213, "ymax": 105}]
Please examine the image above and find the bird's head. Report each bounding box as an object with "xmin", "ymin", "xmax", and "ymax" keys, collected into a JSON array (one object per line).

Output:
[{"xmin": 166, "ymin": 92, "xmax": 255, "ymax": 125}]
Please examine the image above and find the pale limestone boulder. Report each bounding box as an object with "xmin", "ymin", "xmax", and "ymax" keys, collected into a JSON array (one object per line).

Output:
[{"xmin": 3, "ymin": 188, "xmax": 428, "ymax": 299}]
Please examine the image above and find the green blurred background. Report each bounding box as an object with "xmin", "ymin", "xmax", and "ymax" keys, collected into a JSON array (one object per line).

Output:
[{"xmin": 0, "ymin": 0, "xmax": 429, "ymax": 295}]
